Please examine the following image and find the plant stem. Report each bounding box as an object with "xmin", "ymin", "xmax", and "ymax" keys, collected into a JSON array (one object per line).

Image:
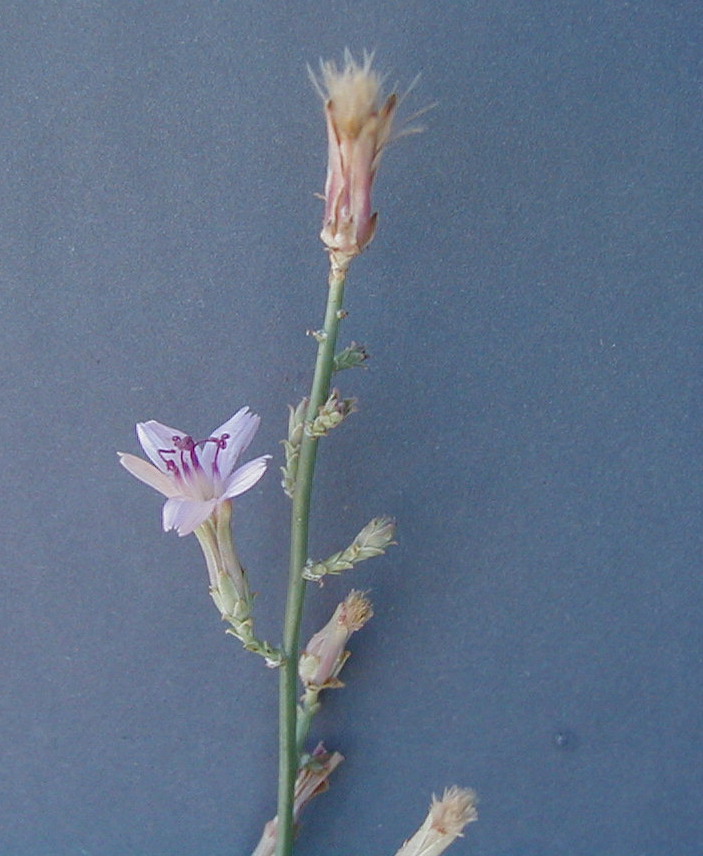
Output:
[
  {"xmin": 275, "ymin": 267, "xmax": 348, "ymax": 856},
  {"xmin": 295, "ymin": 689, "xmax": 320, "ymax": 756}
]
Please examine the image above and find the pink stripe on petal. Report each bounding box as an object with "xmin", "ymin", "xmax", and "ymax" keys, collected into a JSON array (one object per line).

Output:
[{"xmin": 222, "ymin": 455, "xmax": 271, "ymax": 499}]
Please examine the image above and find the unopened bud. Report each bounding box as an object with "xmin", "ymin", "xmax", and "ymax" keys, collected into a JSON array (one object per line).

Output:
[
  {"xmin": 281, "ymin": 398, "xmax": 309, "ymax": 497},
  {"xmin": 333, "ymin": 341, "xmax": 369, "ymax": 372},
  {"xmin": 306, "ymin": 388, "xmax": 357, "ymax": 437},
  {"xmin": 303, "ymin": 516, "xmax": 396, "ymax": 581},
  {"xmin": 353, "ymin": 515, "xmax": 397, "ymax": 557}
]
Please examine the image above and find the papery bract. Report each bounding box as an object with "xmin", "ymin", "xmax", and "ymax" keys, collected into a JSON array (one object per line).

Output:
[{"xmin": 119, "ymin": 406, "xmax": 270, "ymax": 536}]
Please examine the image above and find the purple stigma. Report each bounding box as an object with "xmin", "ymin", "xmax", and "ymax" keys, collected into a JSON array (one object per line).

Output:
[
  {"xmin": 156, "ymin": 432, "xmax": 232, "ymax": 482},
  {"xmin": 211, "ymin": 433, "xmax": 229, "ymax": 475},
  {"xmin": 171, "ymin": 434, "xmax": 200, "ymax": 475}
]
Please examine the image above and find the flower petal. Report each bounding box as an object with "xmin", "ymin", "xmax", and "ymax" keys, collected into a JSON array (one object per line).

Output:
[
  {"xmin": 119, "ymin": 453, "xmax": 181, "ymax": 498},
  {"xmin": 222, "ymin": 454, "xmax": 271, "ymax": 499},
  {"xmin": 163, "ymin": 497, "xmax": 218, "ymax": 536},
  {"xmin": 201, "ymin": 407, "xmax": 261, "ymax": 477},
  {"xmin": 136, "ymin": 420, "xmax": 185, "ymax": 470}
]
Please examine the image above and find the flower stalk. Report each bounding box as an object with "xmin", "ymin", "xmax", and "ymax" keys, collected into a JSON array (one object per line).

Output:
[
  {"xmin": 275, "ymin": 50, "xmax": 406, "ymax": 856},
  {"xmin": 275, "ymin": 266, "xmax": 348, "ymax": 856},
  {"xmin": 119, "ymin": 50, "xmax": 475, "ymax": 856}
]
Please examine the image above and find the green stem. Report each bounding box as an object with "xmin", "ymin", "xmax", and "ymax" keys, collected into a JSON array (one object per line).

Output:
[
  {"xmin": 295, "ymin": 688, "xmax": 321, "ymax": 756},
  {"xmin": 275, "ymin": 268, "xmax": 347, "ymax": 856}
]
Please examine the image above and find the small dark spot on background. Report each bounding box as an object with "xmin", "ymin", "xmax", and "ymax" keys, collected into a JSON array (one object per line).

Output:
[{"xmin": 552, "ymin": 728, "xmax": 580, "ymax": 751}]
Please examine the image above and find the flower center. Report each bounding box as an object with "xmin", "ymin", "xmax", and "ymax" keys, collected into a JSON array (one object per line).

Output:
[{"xmin": 157, "ymin": 433, "xmax": 231, "ymax": 489}]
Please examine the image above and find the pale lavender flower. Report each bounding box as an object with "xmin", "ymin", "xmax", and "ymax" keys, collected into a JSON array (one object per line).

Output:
[{"xmin": 119, "ymin": 407, "xmax": 270, "ymax": 537}]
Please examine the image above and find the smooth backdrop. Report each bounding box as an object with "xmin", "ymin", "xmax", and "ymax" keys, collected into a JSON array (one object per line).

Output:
[{"xmin": 2, "ymin": 2, "xmax": 702, "ymax": 854}]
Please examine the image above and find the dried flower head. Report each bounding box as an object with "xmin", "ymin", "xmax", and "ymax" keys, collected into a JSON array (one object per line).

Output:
[
  {"xmin": 394, "ymin": 787, "xmax": 478, "ymax": 856},
  {"xmin": 252, "ymin": 743, "xmax": 344, "ymax": 856},
  {"xmin": 311, "ymin": 50, "xmax": 398, "ymax": 269},
  {"xmin": 299, "ymin": 590, "xmax": 374, "ymax": 689}
]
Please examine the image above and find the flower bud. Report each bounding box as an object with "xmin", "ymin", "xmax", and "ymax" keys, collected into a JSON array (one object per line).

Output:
[
  {"xmin": 303, "ymin": 516, "xmax": 397, "ymax": 582},
  {"xmin": 299, "ymin": 590, "xmax": 373, "ymax": 689},
  {"xmin": 306, "ymin": 388, "xmax": 357, "ymax": 437},
  {"xmin": 311, "ymin": 50, "xmax": 397, "ymax": 270},
  {"xmin": 333, "ymin": 341, "xmax": 369, "ymax": 372},
  {"xmin": 281, "ymin": 397, "xmax": 309, "ymax": 498}
]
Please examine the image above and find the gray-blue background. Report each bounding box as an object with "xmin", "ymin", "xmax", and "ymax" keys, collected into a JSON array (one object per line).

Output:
[{"xmin": 2, "ymin": 1, "xmax": 702, "ymax": 854}]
